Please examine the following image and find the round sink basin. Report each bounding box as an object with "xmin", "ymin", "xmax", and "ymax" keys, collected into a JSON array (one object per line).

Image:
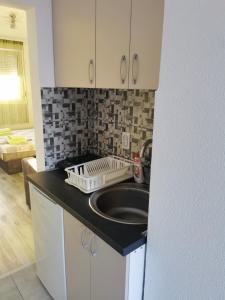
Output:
[{"xmin": 89, "ymin": 183, "xmax": 149, "ymax": 225}]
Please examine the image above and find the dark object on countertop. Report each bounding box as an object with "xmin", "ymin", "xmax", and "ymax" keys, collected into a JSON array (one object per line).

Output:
[
  {"xmin": 142, "ymin": 146, "xmax": 152, "ymax": 185},
  {"xmin": 143, "ymin": 164, "xmax": 150, "ymax": 185},
  {"xmin": 56, "ymin": 154, "xmax": 101, "ymax": 170}
]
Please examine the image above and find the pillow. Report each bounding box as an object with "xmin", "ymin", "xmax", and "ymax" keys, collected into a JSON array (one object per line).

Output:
[
  {"xmin": 7, "ymin": 135, "xmax": 28, "ymax": 145},
  {"xmin": 0, "ymin": 128, "xmax": 12, "ymax": 136}
]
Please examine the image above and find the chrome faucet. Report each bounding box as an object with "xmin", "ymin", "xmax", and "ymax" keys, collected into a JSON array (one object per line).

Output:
[
  {"xmin": 140, "ymin": 139, "xmax": 152, "ymax": 162},
  {"xmin": 139, "ymin": 139, "xmax": 152, "ymax": 183}
]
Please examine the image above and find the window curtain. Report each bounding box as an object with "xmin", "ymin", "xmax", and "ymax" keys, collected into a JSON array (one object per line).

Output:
[{"xmin": 0, "ymin": 39, "xmax": 28, "ymax": 126}]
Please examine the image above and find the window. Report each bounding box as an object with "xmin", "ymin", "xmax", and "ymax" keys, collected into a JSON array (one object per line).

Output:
[{"xmin": 0, "ymin": 39, "xmax": 28, "ymax": 126}]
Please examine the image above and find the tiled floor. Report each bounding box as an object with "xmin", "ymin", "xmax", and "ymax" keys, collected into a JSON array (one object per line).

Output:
[{"xmin": 0, "ymin": 264, "xmax": 52, "ymax": 300}]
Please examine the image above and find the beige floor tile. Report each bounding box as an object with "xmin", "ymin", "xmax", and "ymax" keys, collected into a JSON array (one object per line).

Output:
[
  {"xmin": 12, "ymin": 264, "xmax": 53, "ymax": 300},
  {"xmin": 0, "ymin": 276, "xmax": 23, "ymax": 300}
]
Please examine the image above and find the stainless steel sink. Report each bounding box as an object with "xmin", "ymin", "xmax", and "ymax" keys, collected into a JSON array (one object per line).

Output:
[{"xmin": 89, "ymin": 183, "xmax": 149, "ymax": 225}]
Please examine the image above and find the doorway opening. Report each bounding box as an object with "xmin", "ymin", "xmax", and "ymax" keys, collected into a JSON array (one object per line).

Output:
[{"xmin": 0, "ymin": 5, "xmax": 38, "ymax": 278}]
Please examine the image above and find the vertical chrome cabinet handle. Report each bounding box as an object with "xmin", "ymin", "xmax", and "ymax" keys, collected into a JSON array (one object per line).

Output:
[
  {"xmin": 132, "ymin": 53, "xmax": 139, "ymax": 85},
  {"xmin": 120, "ymin": 55, "xmax": 127, "ymax": 84},
  {"xmin": 88, "ymin": 59, "xmax": 94, "ymax": 84},
  {"xmin": 81, "ymin": 229, "xmax": 90, "ymax": 250},
  {"xmin": 81, "ymin": 229, "xmax": 86, "ymax": 249},
  {"xmin": 90, "ymin": 235, "xmax": 97, "ymax": 257}
]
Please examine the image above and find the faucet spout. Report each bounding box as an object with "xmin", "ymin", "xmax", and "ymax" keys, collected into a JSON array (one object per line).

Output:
[
  {"xmin": 139, "ymin": 139, "xmax": 152, "ymax": 184},
  {"xmin": 140, "ymin": 139, "xmax": 152, "ymax": 161}
]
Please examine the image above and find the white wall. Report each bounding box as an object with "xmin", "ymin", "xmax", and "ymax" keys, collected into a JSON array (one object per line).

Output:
[
  {"xmin": 0, "ymin": 0, "xmax": 55, "ymax": 170},
  {"xmin": 144, "ymin": 1, "xmax": 225, "ymax": 299},
  {"xmin": 0, "ymin": 5, "xmax": 27, "ymax": 39}
]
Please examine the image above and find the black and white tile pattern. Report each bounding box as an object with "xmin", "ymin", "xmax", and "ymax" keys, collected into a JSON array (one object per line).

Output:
[
  {"xmin": 41, "ymin": 88, "xmax": 155, "ymax": 169},
  {"xmin": 91, "ymin": 89, "xmax": 155, "ymax": 159},
  {"xmin": 41, "ymin": 88, "xmax": 93, "ymax": 169}
]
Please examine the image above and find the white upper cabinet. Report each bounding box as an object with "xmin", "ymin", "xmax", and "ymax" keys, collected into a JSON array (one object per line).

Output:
[
  {"xmin": 129, "ymin": 0, "xmax": 164, "ymax": 89},
  {"xmin": 52, "ymin": 0, "xmax": 164, "ymax": 89},
  {"xmin": 53, "ymin": 0, "xmax": 95, "ymax": 88},
  {"xmin": 95, "ymin": 0, "xmax": 131, "ymax": 89}
]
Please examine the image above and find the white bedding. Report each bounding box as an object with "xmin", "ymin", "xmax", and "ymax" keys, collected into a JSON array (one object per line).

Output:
[
  {"xmin": 0, "ymin": 142, "xmax": 35, "ymax": 154},
  {"xmin": 0, "ymin": 129, "xmax": 36, "ymax": 159}
]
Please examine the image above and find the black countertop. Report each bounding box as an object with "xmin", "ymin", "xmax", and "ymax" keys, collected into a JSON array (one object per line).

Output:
[{"xmin": 28, "ymin": 169, "xmax": 148, "ymax": 256}]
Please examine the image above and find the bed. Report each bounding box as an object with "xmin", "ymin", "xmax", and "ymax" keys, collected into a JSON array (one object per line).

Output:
[{"xmin": 0, "ymin": 129, "xmax": 36, "ymax": 174}]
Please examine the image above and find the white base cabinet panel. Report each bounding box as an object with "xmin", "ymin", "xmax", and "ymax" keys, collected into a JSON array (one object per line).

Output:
[
  {"xmin": 30, "ymin": 184, "xmax": 67, "ymax": 300},
  {"xmin": 64, "ymin": 210, "xmax": 145, "ymax": 300}
]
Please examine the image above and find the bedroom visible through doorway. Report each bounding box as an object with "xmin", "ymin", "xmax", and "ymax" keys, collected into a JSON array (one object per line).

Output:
[{"xmin": 0, "ymin": 5, "xmax": 36, "ymax": 277}]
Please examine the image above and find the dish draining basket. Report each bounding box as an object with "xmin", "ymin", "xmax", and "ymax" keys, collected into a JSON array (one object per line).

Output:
[{"xmin": 65, "ymin": 156, "xmax": 133, "ymax": 193}]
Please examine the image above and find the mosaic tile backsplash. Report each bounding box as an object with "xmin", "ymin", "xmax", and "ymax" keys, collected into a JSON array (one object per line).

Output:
[{"xmin": 41, "ymin": 88, "xmax": 155, "ymax": 169}]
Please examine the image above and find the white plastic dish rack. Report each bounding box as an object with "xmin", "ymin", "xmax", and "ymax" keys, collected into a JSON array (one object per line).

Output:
[{"xmin": 65, "ymin": 156, "xmax": 133, "ymax": 193}]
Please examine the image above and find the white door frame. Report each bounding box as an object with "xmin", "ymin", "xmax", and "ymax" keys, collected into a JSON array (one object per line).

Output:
[{"xmin": 0, "ymin": 0, "xmax": 55, "ymax": 171}]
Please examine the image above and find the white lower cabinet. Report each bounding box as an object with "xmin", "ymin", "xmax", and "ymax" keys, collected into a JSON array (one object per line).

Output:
[
  {"xmin": 64, "ymin": 211, "xmax": 91, "ymax": 300},
  {"xmin": 64, "ymin": 210, "xmax": 146, "ymax": 300},
  {"xmin": 30, "ymin": 184, "xmax": 67, "ymax": 300}
]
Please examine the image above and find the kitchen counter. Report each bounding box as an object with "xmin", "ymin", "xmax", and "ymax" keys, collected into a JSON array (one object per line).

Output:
[{"xmin": 28, "ymin": 169, "xmax": 148, "ymax": 256}]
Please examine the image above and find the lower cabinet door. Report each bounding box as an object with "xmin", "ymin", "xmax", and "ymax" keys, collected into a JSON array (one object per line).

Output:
[
  {"xmin": 30, "ymin": 185, "xmax": 67, "ymax": 300},
  {"xmin": 90, "ymin": 235, "xmax": 127, "ymax": 300},
  {"xmin": 64, "ymin": 210, "xmax": 92, "ymax": 300},
  {"xmin": 64, "ymin": 211, "xmax": 145, "ymax": 300}
]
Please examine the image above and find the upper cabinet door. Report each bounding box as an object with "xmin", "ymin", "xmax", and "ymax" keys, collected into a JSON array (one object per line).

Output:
[
  {"xmin": 53, "ymin": 0, "xmax": 95, "ymax": 88},
  {"xmin": 129, "ymin": 0, "xmax": 164, "ymax": 89},
  {"xmin": 96, "ymin": 0, "xmax": 131, "ymax": 89}
]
